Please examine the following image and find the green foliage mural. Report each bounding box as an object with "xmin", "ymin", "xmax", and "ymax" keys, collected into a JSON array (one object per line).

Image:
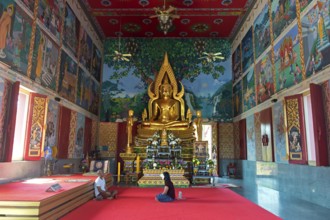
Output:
[{"xmin": 102, "ymin": 38, "xmax": 232, "ymax": 122}]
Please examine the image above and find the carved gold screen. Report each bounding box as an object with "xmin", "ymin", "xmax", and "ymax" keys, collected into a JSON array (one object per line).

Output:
[{"xmin": 285, "ymin": 94, "xmax": 307, "ymax": 164}]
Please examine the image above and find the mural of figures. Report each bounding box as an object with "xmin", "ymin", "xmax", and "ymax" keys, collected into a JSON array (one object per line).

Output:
[
  {"xmin": 44, "ymin": 99, "xmax": 59, "ymax": 148},
  {"xmin": 89, "ymin": 78, "xmax": 99, "ymax": 115},
  {"xmin": 91, "ymin": 45, "xmax": 101, "ymax": 82},
  {"xmin": 242, "ymin": 28, "xmax": 254, "ymax": 73},
  {"xmin": 58, "ymin": 50, "xmax": 77, "ymax": 103},
  {"xmin": 21, "ymin": 0, "xmax": 35, "ymax": 13},
  {"xmin": 30, "ymin": 124, "xmax": 42, "ymax": 150},
  {"xmin": 271, "ymin": 0, "xmax": 297, "ymax": 40},
  {"xmin": 255, "ymin": 50, "xmax": 274, "ymax": 104},
  {"xmin": 74, "ymin": 113, "xmax": 84, "ymax": 158},
  {"xmin": 254, "ymin": 3, "xmax": 270, "ymax": 60},
  {"xmin": 233, "ymin": 80, "xmax": 242, "ymax": 117},
  {"xmin": 31, "ymin": 27, "xmax": 59, "ymax": 91},
  {"xmin": 0, "ymin": 2, "xmax": 32, "ymax": 74},
  {"xmin": 243, "ymin": 68, "xmax": 256, "ymax": 112},
  {"xmin": 76, "ymin": 67, "xmax": 90, "ymax": 110},
  {"xmin": 274, "ymin": 25, "xmax": 302, "ymax": 91},
  {"xmin": 272, "ymin": 102, "xmax": 288, "ymax": 163},
  {"xmin": 63, "ymin": 3, "xmax": 79, "ymax": 57},
  {"xmin": 302, "ymin": 1, "xmax": 330, "ymax": 78},
  {"xmin": 232, "ymin": 44, "xmax": 242, "ymax": 83},
  {"xmin": 37, "ymin": 0, "xmax": 64, "ymax": 41},
  {"xmin": 246, "ymin": 114, "xmax": 256, "ymax": 161},
  {"xmin": 79, "ymin": 27, "xmax": 93, "ymax": 71}
]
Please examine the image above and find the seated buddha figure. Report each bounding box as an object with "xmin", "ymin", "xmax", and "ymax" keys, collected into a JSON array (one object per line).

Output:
[{"xmin": 142, "ymin": 75, "xmax": 189, "ymax": 129}]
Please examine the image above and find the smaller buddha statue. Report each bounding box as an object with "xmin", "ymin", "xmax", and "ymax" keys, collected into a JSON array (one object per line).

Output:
[
  {"xmin": 126, "ymin": 109, "xmax": 134, "ymax": 153},
  {"xmin": 194, "ymin": 110, "xmax": 203, "ymax": 141}
]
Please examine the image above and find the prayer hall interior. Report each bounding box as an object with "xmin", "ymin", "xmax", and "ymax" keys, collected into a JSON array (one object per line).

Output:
[{"xmin": 0, "ymin": 0, "xmax": 330, "ymax": 219}]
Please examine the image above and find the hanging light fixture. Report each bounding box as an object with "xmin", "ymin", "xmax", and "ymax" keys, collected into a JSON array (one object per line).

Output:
[{"xmin": 150, "ymin": 0, "xmax": 180, "ymax": 35}]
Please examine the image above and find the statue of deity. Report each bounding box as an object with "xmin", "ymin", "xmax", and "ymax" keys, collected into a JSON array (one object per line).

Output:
[
  {"xmin": 141, "ymin": 53, "xmax": 190, "ymax": 130},
  {"xmin": 126, "ymin": 109, "xmax": 134, "ymax": 153},
  {"xmin": 194, "ymin": 110, "xmax": 203, "ymax": 141}
]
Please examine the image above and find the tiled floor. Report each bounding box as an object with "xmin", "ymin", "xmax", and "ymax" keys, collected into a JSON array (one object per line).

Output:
[{"xmin": 216, "ymin": 177, "xmax": 330, "ymax": 220}]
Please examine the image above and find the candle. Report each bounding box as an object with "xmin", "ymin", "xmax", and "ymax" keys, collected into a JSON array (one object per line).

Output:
[
  {"xmin": 136, "ymin": 155, "xmax": 140, "ymax": 173},
  {"xmin": 117, "ymin": 162, "xmax": 121, "ymax": 183}
]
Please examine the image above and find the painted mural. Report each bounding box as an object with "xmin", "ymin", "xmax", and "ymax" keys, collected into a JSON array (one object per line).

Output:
[
  {"xmin": 271, "ymin": 0, "xmax": 297, "ymax": 40},
  {"xmin": 300, "ymin": 0, "xmax": 314, "ymax": 12},
  {"xmin": 232, "ymin": 44, "xmax": 242, "ymax": 83},
  {"xmin": 302, "ymin": 0, "xmax": 330, "ymax": 78},
  {"xmin": 243, "ymin": 68, "xmax": 256, "ymax": 112},
  {"xmin": 63, "ymin": 3, "xmax": 79, "ymax": 57},
  {"xmin": 58, "ymin": 50, "xmax": 77, "ymax": 103},
  {"xmin": 254, "ymin": 3, "xmax": 271, "ymax": 60},
  {"xmin": 242, "ymin": 27, "xmax": 254, "ymax": 73},
  {"xmin": 89, "ymin": 78, "xmax": 99, "ymax": 116},
  {"xmin": 101, "ymin": 38, "xmax": 232, "ymax": 122},
  {"xmin": 233, "ymin": 80, "xmax": 242, "ymax": 117},
  {"xmin": 31, "ymin": 27, "xmax": 59, "ymax": 91},
  {"xmin": 273, "ymin": 101, "xmax": 288, "ymax": 163},
  {"xmin": 74, "ymin": 112, "xmax": 84, "ymax": 158},
  {"xmin": 79, "ymin": 27, "xmax": 93, "ymax": 72},
  {"xmin": 246, "ymin": 114, "xmax": 256, "ymax": 161},
  {"xmin": 37, "ymin": 0, "xmax": 64, "ymax": 41},
  {"xmin": 22, "ymin": 0, "xmax": 35, "ymax": 13},
  {"xmin": 76, "ymin": 67, "xmax": 90, "ymax": 110},
  {"xmin": 274, "ymin": 24, "xmax": 302, "ymax": 92},
  {"xmin": 0, "ymin": 2, "xmax": 32, "ymax": 75},
  {"xmin": 91, "ymin": 45, "xmax": 101, "ymax": 82},
  {"xmin": 44, "ymin": 99, "xmax": 59, "ymax": 148},
  {"xmin": 255, "ymin": 50, "xmax": 274, "ymax": 104}
]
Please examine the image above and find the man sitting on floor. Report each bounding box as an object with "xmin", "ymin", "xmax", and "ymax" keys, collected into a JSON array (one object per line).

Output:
[{"xmin": 94, "ymin": 170, "xmax": 117, "ymax": 200}]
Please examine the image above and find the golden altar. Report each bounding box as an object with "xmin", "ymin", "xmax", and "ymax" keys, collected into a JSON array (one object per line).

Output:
[{"xmin": 137, "ymin": 169, "xmax": 190, "ymax": 188}]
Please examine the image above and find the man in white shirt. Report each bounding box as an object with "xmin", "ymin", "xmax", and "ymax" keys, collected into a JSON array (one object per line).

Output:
[{"xmin": 94, "ymin": 169, "xmax": 117, "ymax": 200}]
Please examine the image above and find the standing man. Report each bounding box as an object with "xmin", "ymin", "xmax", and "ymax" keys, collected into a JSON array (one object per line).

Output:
[{"xmin": 94, "ymin": 170, "xmax": 117, "ymax": 200}]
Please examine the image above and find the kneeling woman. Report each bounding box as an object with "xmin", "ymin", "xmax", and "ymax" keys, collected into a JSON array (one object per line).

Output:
[{"xmin": 155, "ymin": 172, "xmax": 175, "ymax": 202}]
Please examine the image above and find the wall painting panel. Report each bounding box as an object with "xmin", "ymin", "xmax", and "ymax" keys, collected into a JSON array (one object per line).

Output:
[
  {"xmin": 254, "ymin": 2, "xmax": 271, "ymax": 60},
  {"xmin": 37, "ymin": 0, "xmax": 64, "ymax": 41},
  {"xmin": 302, "ymin": 1, "xmax": 330, "ymax": 78},
  {"xmin": 272, "ymin": 101, "xmax": 288, "ymax": 163},
  {"xmin": 63, "ymin": 3, "xmax": 79, "ymax": 57},
  {"xmin": 242, "ymin": 68, "xmax": 256, "ymax": 112},
  {"xmin": 242, "ymin": 27, "xmax": 254, "ymax": 73},
  {"xmin": 233, "ymin": 80, "xmax": 242, "ymax": 117},
  {"xmin": 79, "ymin": 27, "xmax": 93, "ymax": 72},
  {"xmin": 255, "ymin": 50, "xmax": 274, "ymax": 104},
  {"xmin": 58, "ymin": 50, "xmax": 77, "ymax": 103},
  {"xmin": 0, "ymin": 2, "xmax": 32, "ymax": 75},
  {"xmin": 271, "ymin": 0, "xmax": 297, "ymax": 41},
  {"xmin": 31, "ymin": 27, "xmax": 59, "ymax": 91},
  {"xmin": 274, "ymin": 25, "xmax": 302, "ymax": 92},
  {"xmin": 44, "ymin": 99, "xmax": 59, "ymax": 148},
  {"xmin": 232, "ymin": 44, "xmax": 242, "ymax": 83},
  {"xmin": 246, "ymin": 114, "xmax": 256, "ymax": 161}
]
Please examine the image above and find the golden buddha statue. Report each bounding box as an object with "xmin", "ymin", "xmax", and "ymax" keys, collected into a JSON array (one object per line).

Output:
[{"xmin": 141, "ymin": 53, "xmax": 190, "ymax": 130}]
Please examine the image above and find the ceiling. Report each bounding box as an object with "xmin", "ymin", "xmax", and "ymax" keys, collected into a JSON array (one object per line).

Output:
[{"xmin": 83, "ymin": 0, "xmax": 254, "ymax": 40}]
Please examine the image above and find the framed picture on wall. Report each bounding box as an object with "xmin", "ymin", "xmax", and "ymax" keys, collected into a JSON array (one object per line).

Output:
[{"xmin": 193, "ymin": 141, "xmax": 208, "ymax": 158}]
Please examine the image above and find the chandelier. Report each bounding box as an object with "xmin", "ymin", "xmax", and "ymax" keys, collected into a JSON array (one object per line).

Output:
[{"xmin": 150, "ymin": 0, "xmax": 180, "ymax": 35}]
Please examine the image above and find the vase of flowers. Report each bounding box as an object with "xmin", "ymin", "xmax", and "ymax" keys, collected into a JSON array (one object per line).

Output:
[
  {"xmin": 207, "ymin": 159, "xmax": 214, "ymax": 176},
  {"xmin": 192, "ymin": 157, "xmax": 200, "ymax": 175}
]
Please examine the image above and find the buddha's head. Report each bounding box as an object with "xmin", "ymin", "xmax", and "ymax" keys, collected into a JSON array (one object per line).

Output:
[
  {"xmin": 7, "ymin": 4, "xmax": 14, "ymax": 16},
  {"xmin": 160, "ymin": 75, "xmax": 173, "ymax": 98},
  {"xmin": 196, "ymin": 110, "xmax": 202, "ymax": 117},
  {"xmin": 128, "ymin": 109, "xmax": 134, "ymax": 117}
]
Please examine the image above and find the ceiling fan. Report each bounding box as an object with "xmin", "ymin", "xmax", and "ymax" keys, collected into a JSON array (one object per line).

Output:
[{"xmin": 199, "ymin": 52, "xmax": 225, "ymax": 63}]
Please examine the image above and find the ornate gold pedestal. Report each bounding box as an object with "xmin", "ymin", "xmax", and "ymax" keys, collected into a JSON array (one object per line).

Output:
[
  {"xmin": 137, "ymin": 169, "xmax": 190, "ymax": 188},
  {"xmin": 119, "ymin": 153, "xmax": 137, "ymax": 173}
]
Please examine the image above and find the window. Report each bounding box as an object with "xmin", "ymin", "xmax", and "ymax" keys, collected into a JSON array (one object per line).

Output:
[{"xmin": 12, "ymin": 89, "xmax": 29, "ymax": 161}]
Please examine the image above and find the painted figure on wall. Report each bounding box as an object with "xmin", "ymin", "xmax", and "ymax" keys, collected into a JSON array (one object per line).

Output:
[
  {"xmin": 37, "ymin": 0, "xmax": 63, "ymax": 40},
  {"xmin": 256, "ymin": 51, "xmax": 274, "ymax": 104},
  {"xmin": 0, "ymin": 4, "xmax": 14, "ymax": 59},
  {"xmin": 63, "ymin": 4, "xmax": 79, "ymax": 57},
  {"xmin": 59, "ymin": 51, "xmax": 77, "ymax": 103},
  {"xmin": 232, "ymin": 44, "xmax": 242, "ymax": 83},
  {"xmin": 30, "ymin": 124, "xmax": 42, "ymax": 149},
  {"xmin": 44, "ymin": 99, "xmax": 59, "ymax": 148},
  {"xmin": 272, "ymin": 0, "xmax": 297, "ymax": 40},
  {"xmin": 254, "ymin": 3, "xmax": 270, "ymax": 59},
  {"xmin": 302, "ymin": 1, "xmax": 330, "ymax": 78},
  {"xmin": 79, "ymin": 28, "xmax": 92, "ymax": 71},
  {"xmin": 35, "ymin": 35, "xmax": 45, "ymax": 83},
  {"xmin": 242, "ymin": 28, "xmax": 253, "ymax": 73},
  {"xmin": 289, "ymin": 128, "xmax": 302, "ymax": 153},
  {"xmin": 274, "ymin": 25, "xmax": 302, "ymax": 91}
]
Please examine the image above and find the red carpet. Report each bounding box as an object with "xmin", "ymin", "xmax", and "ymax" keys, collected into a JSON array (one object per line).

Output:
[{"xmin": 61, "ymin": 187, "xmax": 281, "ymax": 220}]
